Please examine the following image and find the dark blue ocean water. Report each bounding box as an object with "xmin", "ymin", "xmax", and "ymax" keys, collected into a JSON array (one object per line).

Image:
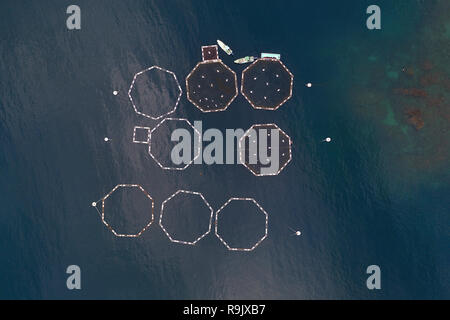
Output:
[{"xmin": 0, "ymin": 0, "xmax": 448, "ymax": 299}]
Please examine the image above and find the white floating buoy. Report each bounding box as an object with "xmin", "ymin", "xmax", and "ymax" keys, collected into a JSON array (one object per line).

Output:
[
  {"xmin": 323, "ymin": 137, "xmax": 332, "ymax": 143},
  {"xmin": 306, "ymin": 83, "xmax": 312, "ymax": 88},
  {"xmin": 113, "ymin": 90, "xmax": 118, "ymax": 95},
  {"xmin": 104, "ymin": 137, "xmax": 110, "ymax": 142},
  {"xmin": 289, "ymin": 227, "xmax": 302, "ymax": 236},
  {"xmin": 91, "ymin": 202, "xmax": 97, "ymax": 207}
]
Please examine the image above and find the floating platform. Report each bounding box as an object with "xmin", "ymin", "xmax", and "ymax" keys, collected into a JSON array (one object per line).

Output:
[
  {"xmin": 261, "ymin": 52, "xmax": 281, "ymax": 59},
  {"xmin": 186, "ymin": 46, "xmax": 238, "ymax": 112},
  {"xmin": 241, "ymin": 58, "xmax": 294, "ymax": 110},
  {"xmin": 202, "ymin": 45, "xmax": 218, "ymax": 61}
]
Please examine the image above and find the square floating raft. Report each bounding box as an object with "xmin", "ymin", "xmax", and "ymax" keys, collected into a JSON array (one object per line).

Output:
[{"xmin": 202, "ymin": 45, "xmax": 219, "ymax": 61}]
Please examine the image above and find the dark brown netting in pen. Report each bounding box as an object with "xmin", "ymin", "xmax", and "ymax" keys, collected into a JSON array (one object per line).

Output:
[
  {"xmin": 186, "ymin": 46, "xmax": 238, "ymax": 112},
  {"xmin": 239, "ymin": 123, "xmax": 292, "ymax": 176},
  {"xmin": 241, "ymin": 58, "xmax": 294, "ymax": 110}
]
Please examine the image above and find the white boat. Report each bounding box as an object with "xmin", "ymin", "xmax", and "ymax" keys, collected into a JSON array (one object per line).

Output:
[
  {"xmin": 217, "ymin": 40, "xmax": 233, "ymax": 55},
  {"xmin": 234, "ymin": 56, "xmax": 256, "ymax": 64}
]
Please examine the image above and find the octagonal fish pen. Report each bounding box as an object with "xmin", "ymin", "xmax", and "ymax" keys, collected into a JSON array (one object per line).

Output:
[
  {"xmin": 239, "ymin": 123, "xmax": 292, "ymax": 176},
  {"xmin": 186, "ymin": 45, "xmax": 238, "ymax": 112},
  {"xmin": 241, "ymin": 58, "xmax": 294, "ymax": 110}
]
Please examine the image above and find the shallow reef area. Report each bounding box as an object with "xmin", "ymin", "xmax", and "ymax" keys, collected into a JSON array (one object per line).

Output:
[{"xmin": 342, "ymin": 0, "xmax": 450, "ymax": 189}]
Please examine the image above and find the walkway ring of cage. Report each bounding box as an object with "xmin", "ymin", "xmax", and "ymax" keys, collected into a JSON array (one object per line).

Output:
[
  {"xmin": 186, "ymin": 46, "xmax": 239, "ymax": 113},
  {"xmin": 215, "ymin": 197, "xmax": 269, "ymax": 252},
  {"xmin": 128, "ymin": 66, "xmax": 183, "ymax": 120},
  {"xmin": 145, "ymin": 117, "xmax": 202, "ymax": 171},
  {"xmin": 159, "ymin": 190, "xmax": 214, "ymax": 245},
  {"xmin": 238, "ymin": 123, "xmax": 293, "ymax": 176},
  {"xmin": 241, "ymin": 58, "xmax": 294, "ymax": 110},
  {"xmin": 100, "ymin": 184, "xmax": 155, "ymax": 238}
]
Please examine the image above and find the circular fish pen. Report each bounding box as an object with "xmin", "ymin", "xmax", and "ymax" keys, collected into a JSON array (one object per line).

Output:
[
  {"xmin": 239, "ymin": 123, "xmax": 292, "ymax": 176},
  {"xmin": 149, "ymin": 118, "xmax": 201, "ymax": 170},
  {"xmin": 241, "ymin": 58, "xmax": 294, "ymax": 110},
  {"xmin": 186, "ymin": 45, "xmax": 238, "ymax": 112},
  {"xmin": 128, "ymin": 66, "xmax": 182, "ymax": 120},
  {"xmin": 215, "ymin": 197, "xmax": 269, "ymax": 252},
  {"xmin": 159, "ymin": 190, "xmax": 214, "ymax": 245},
  {"xmin": 96, "ymin": 184, "xmax": 155, "ymax": 238}
]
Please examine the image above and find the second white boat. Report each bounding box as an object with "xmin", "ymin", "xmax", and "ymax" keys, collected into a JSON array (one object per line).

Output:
[{"xmin": 217, "ymin": 39, "xmax": 233, "ymax": 55}]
